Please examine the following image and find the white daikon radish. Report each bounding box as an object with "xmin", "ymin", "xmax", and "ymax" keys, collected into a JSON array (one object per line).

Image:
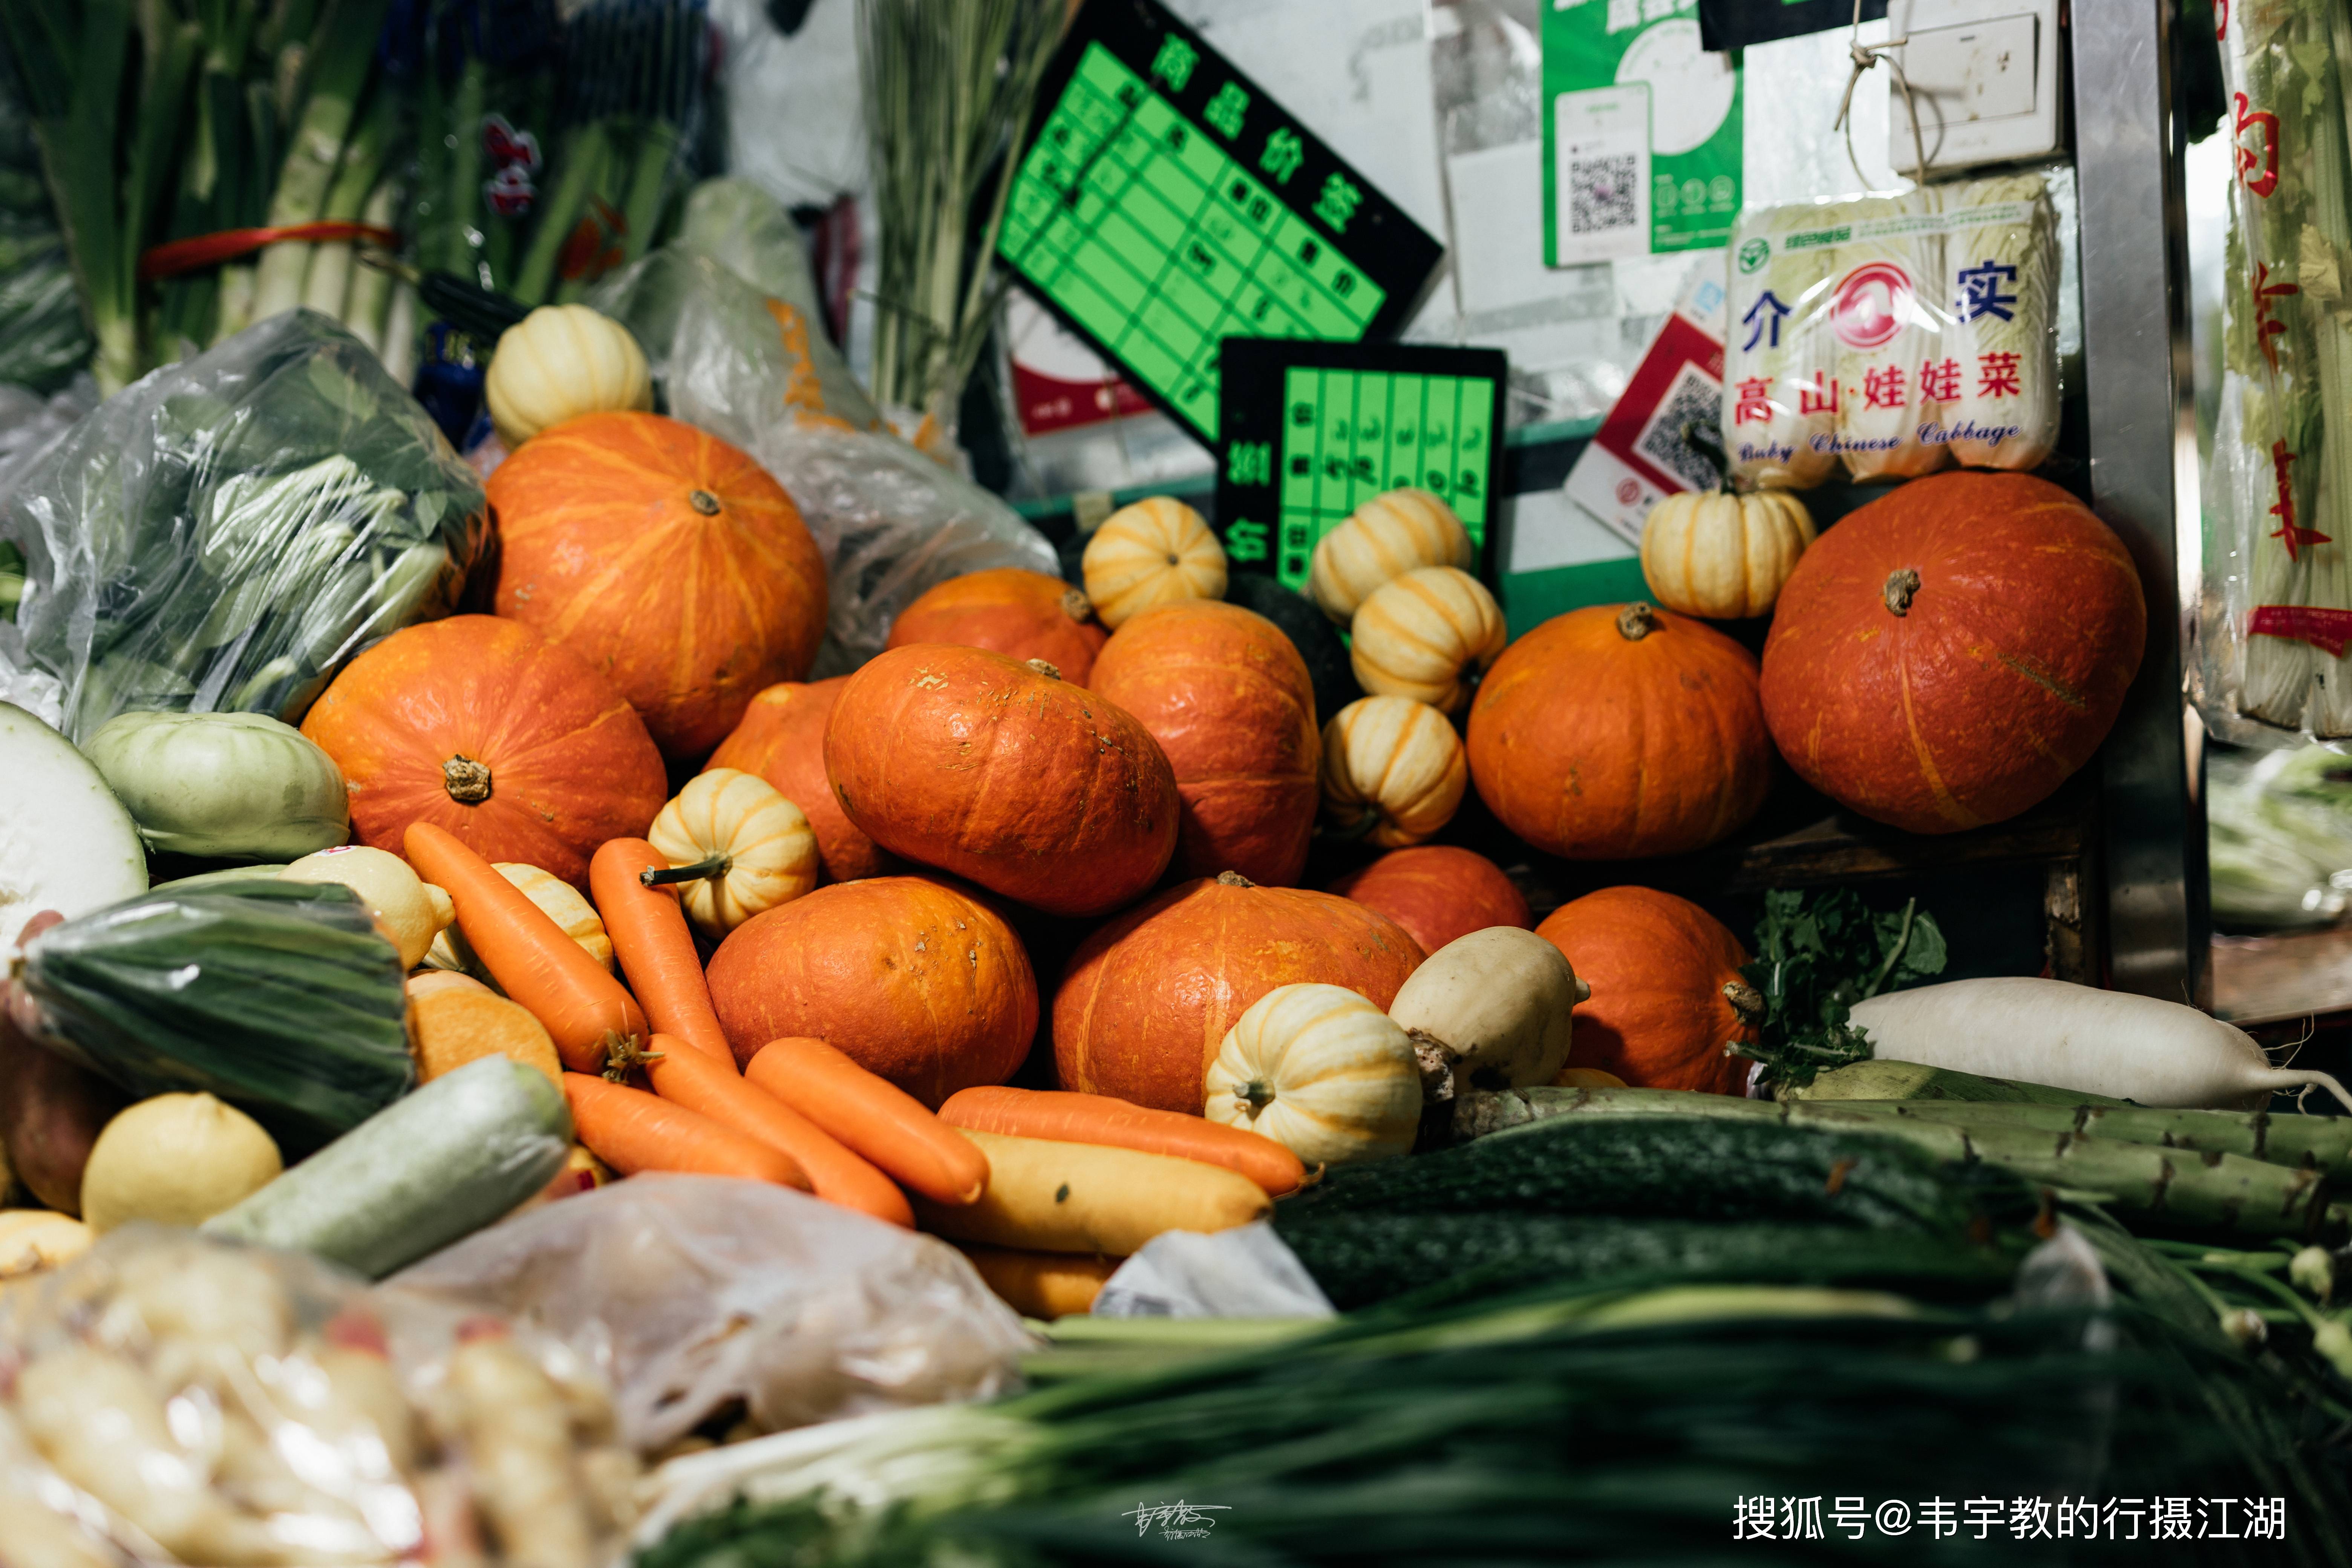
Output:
[{"xmin": 1849, "ymin": 977, "xmax": 2352, "ymax": 1112}]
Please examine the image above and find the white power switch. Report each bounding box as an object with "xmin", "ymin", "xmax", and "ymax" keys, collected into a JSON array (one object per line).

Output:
[{"xmin": 1885, "ymin": 0, "xmax": 2064, "ymax": 175}]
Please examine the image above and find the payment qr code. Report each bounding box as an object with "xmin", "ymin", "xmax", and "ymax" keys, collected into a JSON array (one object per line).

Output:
[
  {"xmin": 1634, "ymin": 366, "xmax": 1725, "ymax": 492},
  {"xmin": 1569, "ymin": 155, "xmax": 1639, "ymax": 235}
]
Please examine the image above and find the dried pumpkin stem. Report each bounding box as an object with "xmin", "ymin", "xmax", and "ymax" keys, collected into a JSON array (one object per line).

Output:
[
  {"xmin": 442, "ymin": 754, "xmax": 493, "ymax": 804},
  {"xmin": 1216, "ymin": 870, "xmax": 1258, "ymax": 888},
  {"xmin": 1883, "ymin": 568, "xmax": 1922, "ymax": 616},
  {"xmin": 1722, "ymin": 982, "xmax": 1766, "ymax": 1025},
  {"xmin": 642, "ymin": 854, "xmax": 732, "ymax": 887},
  {"xmin": 1059, "ymin": 587, "xmax": 1095, "ymax": 623},
  {"xmin": 1615, "ymin": 603, "xmax": 1659, "ymax": 641},
  {"xmin": 600, "ymin": 1031, "xmax": 664, "ymax": 1083},
  {"xmin": 1407, "ymin": 1026, "xmax": 1457, "ymax": 1104},
  {"xmin": 687, "ymin": 489, "xmax": 722, "ymax": 516},
  {"xmin": 1025, "ymin": 658, "xmax": 1063, "ymax": 680},
  {"xmin": 1233, "ymin": 1079, "xmax": 1276, "ymax": 1111}
]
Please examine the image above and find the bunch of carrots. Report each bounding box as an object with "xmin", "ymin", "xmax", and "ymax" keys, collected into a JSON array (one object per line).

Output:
[{"xmin": 401, "ymin": 824, "xmax": 1306, "ymax": 1317}]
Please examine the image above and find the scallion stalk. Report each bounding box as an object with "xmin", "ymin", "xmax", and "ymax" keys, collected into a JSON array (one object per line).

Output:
[{"xmin": 251, "ymin": 0, "xmax": 390, "ymax": 322}]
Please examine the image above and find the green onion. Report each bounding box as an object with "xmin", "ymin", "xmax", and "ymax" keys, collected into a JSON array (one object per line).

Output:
[{"xmin": 251, "ymin": 0, "xmax": 389, "ymax": 322}]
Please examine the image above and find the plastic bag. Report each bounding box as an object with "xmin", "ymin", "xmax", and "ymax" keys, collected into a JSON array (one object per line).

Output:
[
  {"xmin": 2200, "ymin": 2, "xmax": 2352, "ymax": 743},
  {"xmin": 589, "ymin": 191, "xmax": 1058, "ymax": 669},
  {"xmin": 1721, "ymin": 174, "xmax": 2060, "ymax": 488},
  {"xmin": 0, "ymin": 310, "xmax": 487, "ymax": 743},
  {"xmin": 1092, "ymin": 1222, "xmax": 1336, "ymax": 1320},
  {"xmin": 383, "ymin": 1175, "xmax": 1032, "ymax": 1453},
  {"xmin": 2207, "ymin": 745, "xmax": 2352, "ymax": 932},
  {"xmin": 0, "ymin": 1226, "xmax": 640, "ymax": 1568}
]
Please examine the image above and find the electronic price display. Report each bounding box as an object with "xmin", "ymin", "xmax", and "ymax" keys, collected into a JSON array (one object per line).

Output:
[
  {"xmin": 995, "ymin": 0, "xmax": 1447, "ymax": 447},
  {"xmin": 1215, "ymin": 338, "xmax": 1507, "ymax": 592}
]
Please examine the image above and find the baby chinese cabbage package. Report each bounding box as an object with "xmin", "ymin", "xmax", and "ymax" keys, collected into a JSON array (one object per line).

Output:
[{"xmin": 1720, "ymin": 174, "xmax": 2060, "ymax": 488}]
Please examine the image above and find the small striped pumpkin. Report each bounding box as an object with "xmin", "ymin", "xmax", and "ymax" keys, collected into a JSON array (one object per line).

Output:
[
  {"xmin": 1320, "ymin": 696, "xmax": 1467, "ymax": 848},
  {"xmin": 1309, "ymin": 487, "xmax": 1473, "ymax": 623},
  {"xmin": 648, "ymin": 767, "xmax": 819, "ymax": 938},
  {"xmin": 1083, "ymin": 496, "xmax": 1227, "ymax": 627},
  {"xmin": 1205, "ymin": 982, "xmax": 1421, "ymax": 1165},
  {"xmin": 1638, "ymin": 488, "xmax": 1815, "ymax": 620},
  {"xmin": 1347, "ymin": 566, "xmax": 1507, "ymax": 713}
]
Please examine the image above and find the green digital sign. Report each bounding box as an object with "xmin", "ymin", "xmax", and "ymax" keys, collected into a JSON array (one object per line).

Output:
[
  {"xmin": 1217, "ymin": 339, "xmax": 1506, "ymax": 591},
  {"xmin": 998, "ymin": 0, "xmax": 1445, "ymax": 446}
]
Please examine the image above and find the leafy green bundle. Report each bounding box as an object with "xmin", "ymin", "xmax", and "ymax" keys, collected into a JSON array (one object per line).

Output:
[
  {"xmin": 1737, "ymin": 887, "xmax": 1949, "ymax": 1089},
  {"xmin": 0, "ymin": 309, "xmax": 484, "ymax": 741}
]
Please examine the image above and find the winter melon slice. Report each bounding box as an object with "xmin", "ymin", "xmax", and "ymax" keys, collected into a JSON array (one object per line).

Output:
[{"xmin": 0, "ymin": 702, "xmax": 147, "ymax": 951}]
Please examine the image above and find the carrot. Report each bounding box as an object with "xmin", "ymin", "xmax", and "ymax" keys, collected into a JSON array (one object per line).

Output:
[
  {"xmin": 956, "ymin": 1244, "xmax": 1120, "ymax": 1320},
  {"xmin": 406, "ymin": 823, "xmax": 649, "ymax": 1073},
  {"xmin": 938, "ymin": 1085, "xmax": 1308, "ymax": 1196},
  {"xmin": 560, "ymin": 1073, "xmax": 809, "ymax": 1188},
  {"xmin": 647, "ymin": 1035, "xmax": 914, "ymax": 1227},
  {"xmin": 590, "ymin": 837, "xmax": 735, "ymax": 1072},
  {"xmin": 911, "ymin": 1129, "xmax": 1269, "ymax": 1256},
  {"xmin": 746, "ymin": 1038, "xmax": 990, "ymax": 1205}
]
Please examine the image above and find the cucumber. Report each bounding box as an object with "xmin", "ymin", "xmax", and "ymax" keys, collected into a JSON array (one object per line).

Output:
[
  {"xmin": 1274, "ymin": 1211, "xmax": 2022, "ymax": 1311},
  {"xmin": 204, "ymin": 1055, "xmax": 571, "ymax": 1278},
  {"xmin": 1283, "ymin": 1113, "xmax": 2036, "ymax": 1236},
  {"xmin": 15, "ymin": 880, "xmax": 410, "ymax": 1151},
  {"xmin": 1791, "ymin": 1059, "xmax": 2131, "ymax": 1107}
]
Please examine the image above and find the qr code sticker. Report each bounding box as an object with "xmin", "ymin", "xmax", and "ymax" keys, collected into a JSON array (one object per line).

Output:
[
  {"xmin": 1634, "ymin": 365, "xmax": 1724, "ymax": 492},
  {"xmin": 1570, "ymin": 155, "xmax": 1639, "ymax": 235}
]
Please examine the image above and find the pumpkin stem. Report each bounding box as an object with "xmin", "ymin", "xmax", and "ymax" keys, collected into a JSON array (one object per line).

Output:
[
  {"xmin": 1883, "ymin": 568, "xmax": 1922, "ymax": 617},
  {"xmin": 1722, "ymin": 981, "xmax": 1766, "ymax": 1025},
  {"xmin": 1233, "ymin": 1078, "xmax": 1277, "ymax": 1111},
  {"xmin": 687, "ymin": 489, "xmax": 721, "ymax": 516},
  {"xmin": 1059, "ymin": 587, "xmax": 1095, "ymax": 623},
  {"xmin": 600, "ymin": 1031, "xmax": 664, "ymax": 1083},
  {"xmin": 1678, "ymin": 419, "xmax": 1735, "ymax": 494},
  {"xmin": 1025, "ymin": 658, "xmax": 1063, "ymax": 681},
  {"xmin": 1319, "ymin": 809, "xmax": 1382, "ymax": 844},
  {"xmin": 442, "ymin": 755, "xmax": 493, "ymax": 804},
  {"xmin": 1216, "ymin": 870, "xmax": 1257, "ymax": 888},
  {"xmin": 1615, "ymin": 603, "xmax": 1659, "ymax": 641},
  {"xmin": 642, "ymin": 854, "xmax": 732, "ymax": 887},
  {"xmin": 1406, "ymin": 1027, "xmax": 1457, "ymax": 1104}
]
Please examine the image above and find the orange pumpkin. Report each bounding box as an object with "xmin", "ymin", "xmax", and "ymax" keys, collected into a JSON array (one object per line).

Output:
[
  {"xmin": 887, "ymin": 568, "xmax": 1109, "ymax": 686},
  {"xmin": 1466, "ymin": 603, "xmax": 1771, "ymax": 859},
  {"xmin": 485, "ymin": 411, "xmax": 829, "ymax": 759},
  {"xmin": 1325, "ymin": 845, "xmax": 1530, "ymax": 956},
  {"xmin": 1054, "ymin": 872, "xmax": 1426, "ymax": 1114},
  {"xmin": 824, "ymin": 645, "xmax": 1180, "ymax": 917},
  {"xmin": 300, "ymin": 615, "xmax": 667, "ymax": 890},
  {"xmin": 1535, "ymin": 886, "xmax": 1755, "ymax": 1096},
  {"xmin": 1088, "ymin": 600, "xmax": 1319, "ymax": 887},
  {"xmin": 1759, "ymin": 472, "xmax": 2147, "ymax": 834},
  {"xmin": 705, "ymin": 875, "xmax": 1037, "ymax": 1107},
  {"xmin": 705, "ymin": 677, "xmax": 888, "ymax": 883}
]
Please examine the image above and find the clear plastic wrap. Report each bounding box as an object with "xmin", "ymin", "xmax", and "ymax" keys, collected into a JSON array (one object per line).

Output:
[
  {"xmin": 2200, "ymin": 0, "xmax": 2352, "ymax": 743},
  {"xmin": 1721, "ymin": 174, "xmax": 2060, "ymax": 489},
  {"xmin": 589, "ymin": 205, "xmax": 1059, "ymax": 671},
  {"xmin": 0, "ymin": 311, "xmax": 487, "ymax": 743},
  {"xmin": 2207, "ymin": 744, "xmax": 2352, "ymax": 932},
  {"xmin": 0, "ymin": 1227, "xmax": 640, "ymax": 1568},
  {"xmin": 382, "ymin": 1174, "xmax": 1032, "ymax": 1454}
]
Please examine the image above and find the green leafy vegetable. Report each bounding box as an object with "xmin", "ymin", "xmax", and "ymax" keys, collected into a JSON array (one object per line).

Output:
[{"xmin": 1736, "ymin": 887, "xmax": 1948, "ymax": 1090}]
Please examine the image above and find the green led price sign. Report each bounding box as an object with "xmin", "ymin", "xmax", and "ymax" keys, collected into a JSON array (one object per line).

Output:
[
  {"xmin": 1216, "ymin": 339, "xmax": 1506, "ymax": 592},
  {"xmin": 997, "ymin": 0, "xmax": 1446, "ymax": 446}
]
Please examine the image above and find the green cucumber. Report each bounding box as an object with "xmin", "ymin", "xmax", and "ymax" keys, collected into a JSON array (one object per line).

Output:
[
  {"xmin": 1790, "ymin": 1058, "xmax": 2132, "ymax": 1106},
  {"xmin": 204, "ymin": 1055, "xmax": 572, "ymax": 1278},
  {"xmin": 15, "ymin": 879, "xmax": 410, "ymax": 1151},
  {"xmin": 1283, "ymin": 1113, "xmax": 2037, "ymax": 1236},
  {"xmin": 1274, "ymin": 1212, "xmax": 2023, "ymax": 1311}
]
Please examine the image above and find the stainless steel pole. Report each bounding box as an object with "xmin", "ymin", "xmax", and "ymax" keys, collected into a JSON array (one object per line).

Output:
[{"xmin": 2070, "ymin": 0, "xmax": 2208, "ymax": 1004}]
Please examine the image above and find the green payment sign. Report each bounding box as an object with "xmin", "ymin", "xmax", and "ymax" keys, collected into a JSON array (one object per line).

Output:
[{"xmin": 998, "ymin": 5, "xmax": 1444, "ymax": 446}]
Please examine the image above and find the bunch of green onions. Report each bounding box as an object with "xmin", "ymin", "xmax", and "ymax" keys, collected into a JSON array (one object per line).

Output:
[{"xmin": 857, "ymin": 0, "xmax": 1061, "ymax": 430}]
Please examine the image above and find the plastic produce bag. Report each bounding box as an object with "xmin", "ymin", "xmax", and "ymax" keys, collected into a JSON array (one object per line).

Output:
[
  {"xmin": 589, "ymin": 187, "xmax": 1058, "ymax": 670},
  {"xmin": 1092, "ymin": 1222, "xmax": 1336, "ymax": 1320},
  {"xmin": 2202, "ymin": 2, "xmax": 2352, "ymax": 741},
  {"xmin": 1722, "ymin": 174, "xmax": 2060, "ymax": 488},
  {"xmin": 383, "ymin": 1175, "xmax": 1032, "ymax": 1453},
  {"xmin": 0, "ymin": 1226, "xmax": 641, "ymax": 1567},
  {"xmin": 0, "ymin": 310, "xmax": 486, "ymax": 742},
  {"xmin": 2207, "ymin": 745, "xmax": 2352, "ymax": 932}
]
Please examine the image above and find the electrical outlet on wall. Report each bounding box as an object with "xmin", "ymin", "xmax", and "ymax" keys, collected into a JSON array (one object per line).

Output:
[{"xmin": 1883, "ymin": 0, "xmax": 2064, "ymax": 175}]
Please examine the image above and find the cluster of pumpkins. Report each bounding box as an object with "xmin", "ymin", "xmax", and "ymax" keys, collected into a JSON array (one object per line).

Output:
[{"xmin": 266, "ymin": 405, "xmax": 2147, "ymax": 1155}]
